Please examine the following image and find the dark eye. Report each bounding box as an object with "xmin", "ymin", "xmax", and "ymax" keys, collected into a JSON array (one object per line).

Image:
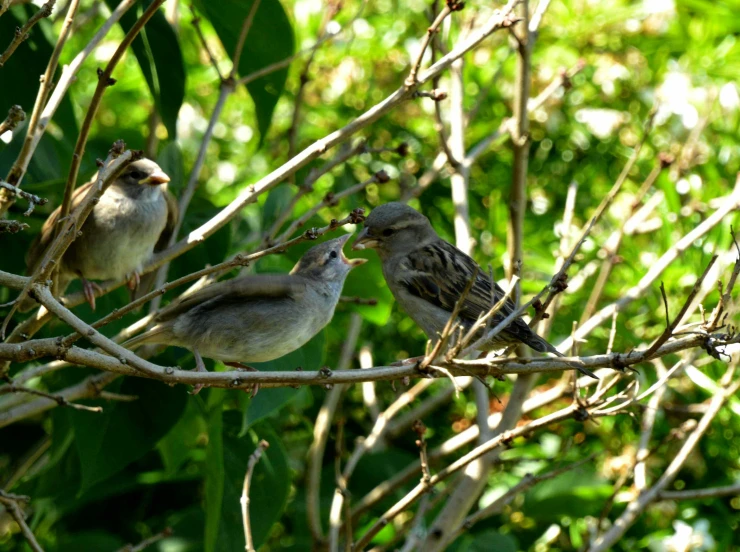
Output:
[
  {"xmin": 382, "ymin": 228, "xmax": 395, "ymax": 237},
  {"xmin": 129, "ymin": 171, "xmax": 144, "ymax": 181},
  {"xmin": 329, "ymin": 251, "xmax": 338, "ymax": 260}
]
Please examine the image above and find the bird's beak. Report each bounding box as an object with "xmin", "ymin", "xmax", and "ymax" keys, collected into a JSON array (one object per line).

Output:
[
  {"xmin": 352, "ymin": 227, "xmax": 380, "ymax": 250},
  {"xmin": 338, "ymin": 233, "xmax": 367, "ymax": 268},
  {"xmin": 140, "ymin": 169, "xmax": 171, "ymax": 185}
]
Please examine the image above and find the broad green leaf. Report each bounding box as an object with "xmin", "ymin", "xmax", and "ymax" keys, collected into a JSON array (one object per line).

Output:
[
  {"xmin": 204, "ymin": 389, "xmax": 226, "ymax": 552},
  {"xmin": 0, "ymin": 7, "xmax": 77, "ymax": 178},
  {"xmin": 157, "ymin": 140, "xmax": 186, "ymax": 193},
  {"xmin": 193, "ymin": 0, "xmax": 294, "ymax": 141},
  {"xmin": 55, "ymin": 531, "xmax": 127, "ymax": 551},
  {"xmin": 105, "ymin": 0, "xmax": 186, "ymax": 139},
  {"xmin": 449, "ymin": 529, "xmax": 519, "ymax": 552},
  {"xmin": 70, "ymin": 377, "xmax": 187, "ymax": 491},
  {"xmin": 523, "ymin": 467, "xmax": 612, "ymax": 520},
  {"xmin": 158, "ymin": 398, "xmax": 207, "ymax": 475},
  {"xmin": 242, "ymin": 331, "xmax": 325, "ymax": 433},
  {"xmin": 217, "ymin": 414, "xmax": 291, "ymax": 550}
]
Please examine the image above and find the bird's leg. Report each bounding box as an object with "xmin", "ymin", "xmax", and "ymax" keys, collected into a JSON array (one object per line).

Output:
[
  {"xmin": 190, "ymin": 349, "xmax": 208, "ymax": 395},
  {"xmin": 225, "ymin": 362, "xmax": 260, "ymax": 398},
  {"xmin": 81, "ymin": 278, "xmax": 104, "ymax": 310},
  {"xmin": 126, "ymin": 272, "xmax": 141, "ymax": 291}
]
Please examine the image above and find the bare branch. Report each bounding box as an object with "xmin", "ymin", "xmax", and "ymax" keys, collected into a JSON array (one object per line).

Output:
[
  {"xmin": 0, "ymin": 104, "xmax": 25, "ymax": 135},
  {"xmin": 0, "ymin": 490, "xmax": 44, "ymax": 552},
  {"xmin": 242, "ymin": 439, "xmax": 269, "ymax": 552},
  {"xmin": 0, "ymin": 0, "xmax": 54, "ymax": 68}
]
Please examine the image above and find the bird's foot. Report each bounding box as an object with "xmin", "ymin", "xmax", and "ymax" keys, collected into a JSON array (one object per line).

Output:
[
  {"xmin": 225, "ymin": 362, "xmax": 260, "ymax": 398},
  {"xmin": 190, "ymin": 350, "xmax": 208, "ymax": 395},
  {"xmin": 81, "ymin": 279, "xmax": 104, "ymax": 310},
  {"xmin": 126, "ymin": 272, "xmax": 141, "ymax": 291}
]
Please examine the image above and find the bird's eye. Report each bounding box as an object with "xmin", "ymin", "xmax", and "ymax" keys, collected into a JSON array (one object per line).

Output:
[
  {"xmin": 382, "ymin": 228, "xmax": 395, "ymax": 237},
  {"xmin": 129, "ymin": 171, "xmax": 144, "ymax": 181},
  {"xmin": 329, "ymin": 250, "xmax": 338, "ymax": 260}
]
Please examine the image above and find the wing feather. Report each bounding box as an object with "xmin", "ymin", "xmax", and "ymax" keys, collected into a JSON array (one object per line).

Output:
[{"xmin": 156, "ymin": 274, "xmax": 307, "ymax": 322}]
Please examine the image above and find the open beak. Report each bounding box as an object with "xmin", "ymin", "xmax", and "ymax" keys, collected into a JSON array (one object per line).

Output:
[
  {"xmin": 352, "ymin": 227, "xmax": 380, "ymax": 250},
  {"xmin": 338, "ymin": 233, "xmax": 368, "ymax": 268},
  {"xmin": 140, "ymin": 169, "xmax": 171, "ymax": 185}
]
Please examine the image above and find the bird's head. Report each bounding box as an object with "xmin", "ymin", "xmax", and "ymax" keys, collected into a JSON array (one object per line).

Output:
[
  {"xmin": 118, "ymin": 159, "xmax": 171, "ymax": 188},
  {"xmin": 352, "ymin": 202, "xmax": 435, "ymax": 258},
  {"xmin": 291, "ymin": 234, "xmax": 367, "ymax": 282}
]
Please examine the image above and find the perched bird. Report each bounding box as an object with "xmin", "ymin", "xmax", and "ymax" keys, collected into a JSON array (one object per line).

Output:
[
  {"xmin": 123, "ymin": 234, "xmax": 366, "ymax": 390},
  {"xmin": 352, "ymin": 202, "xmax": 596, "ymax": 378},
  {"xmin": 23, "ymin": 159, "xmax": 177, "ymax": 311}
]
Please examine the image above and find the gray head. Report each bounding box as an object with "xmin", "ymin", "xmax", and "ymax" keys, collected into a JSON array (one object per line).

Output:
[
  {"xmin": 114, "ymin": 158, "xmax": 171, "ymax": 191},
  {"xmin": 352, "ymin": 202, "xmax": 436, "ymax": 258},
  {"xmin": 291, "ymin": 234, "xmax": 367, "ymax": 283}
]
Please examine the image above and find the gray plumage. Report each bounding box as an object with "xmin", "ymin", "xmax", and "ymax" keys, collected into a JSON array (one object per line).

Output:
[
  {"xmin": 124, "ymin": 234, "xmax": 365, "ymax": 366},
  {"xmin": 352, "ymin": 202, "xmax": 596, "ymax": 378},
  {"xmin": 23, "ymin": 159, "xmax": 177, "ymax": 310}
]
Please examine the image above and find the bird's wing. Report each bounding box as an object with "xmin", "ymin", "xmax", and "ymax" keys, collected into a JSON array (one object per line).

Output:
[
  {"xmin": 156, "ymin": 274, "xmax": 307, "ymax": 322},
  {"xmin": 131, "ymin": 189, "xmax": 180, "ymax": 301},
  {"xmin": 399, "ymin": 240, "xmax": 517, "ymax": 325},
  {"xmin": 26, "ymin": 181, "xmax": 94, "ymax": 273}
]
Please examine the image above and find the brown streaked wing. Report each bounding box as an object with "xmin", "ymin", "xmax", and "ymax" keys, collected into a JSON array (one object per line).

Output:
[
  {"xmin": 25, "ymin": 181, "xmax": 95, "ymax": 273},
  {"xmin": 400, "ymin": 240, "xmax": 517, "ymax": 324}
]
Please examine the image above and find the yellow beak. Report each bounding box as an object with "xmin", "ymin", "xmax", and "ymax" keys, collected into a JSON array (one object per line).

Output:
[{"xmin": 140, "ymin": 169, "xmax": 171, "ymax": 185}]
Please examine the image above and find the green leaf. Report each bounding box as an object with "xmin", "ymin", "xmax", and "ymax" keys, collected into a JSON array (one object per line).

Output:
[
  {"xmin": 242, "ymin": 331, "xmax": 324, "ymax": 433},
  {"xmin": 157, "ymin": 140, "xmax": 185, "ymax": 193},
  {"xmin": 0, "ymin": 6, "xmax": 77, "ymax": 179},
  {"xmin": 450, "ymin": 529, "xmax": 519, "ymax": 552},
  {"xmin": 158, "ymin": 398, "xmax": 207, "ymax": 475},
  {"xmin": 340, "ymin": 255, "xmax": 395, "ymax": 325},
  {"xmin": 55, "ymin": 531, "xmax": 127, "ymax": 551},
  {"xmin": 217, "ymin": 414, "xmax": 291, "ymax": 550},
  {"xmin": 105, "ymin": 0, "xmax": 186, "ymax": 139},
  {"xmin": 523, "ymin": 467, "xmax": 612, "ymax": 520},
  {"xmin": 70, "ymin": 377, "xmax": 187, "ymax": 491},
  {"xmin": 204, "ymin": 389, "xmax": 226, "ymax": 552},
  {"xmin": 193, "ymin": 0, "xmax": 294, "ymax": 141}
]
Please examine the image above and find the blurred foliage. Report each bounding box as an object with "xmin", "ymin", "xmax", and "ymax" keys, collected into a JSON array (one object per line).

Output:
[{"xmin": 1, "ymin": 0, "xmax": 740, "ymax": 550}]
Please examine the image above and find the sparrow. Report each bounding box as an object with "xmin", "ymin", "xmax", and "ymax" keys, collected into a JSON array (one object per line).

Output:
[
  {"xmin": 352, "ymin": 202, "xmax": 596, "ymax": 378},
  {"xmin": 123, "ymin": 234, "xmax": 367, "ymax": 391},
  {"xmin": 22, "ymin": 159, "xmax": 177, "ymax": 311}
]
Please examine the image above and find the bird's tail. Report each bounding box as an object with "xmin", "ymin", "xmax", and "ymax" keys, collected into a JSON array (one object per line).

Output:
[
  {"xmin": 526, "ymin": 333, "xmax": 598, "ymax": 380},
  {"xmin": 122, "ymin": 325, "xmax": 168, "ymax": 350}
]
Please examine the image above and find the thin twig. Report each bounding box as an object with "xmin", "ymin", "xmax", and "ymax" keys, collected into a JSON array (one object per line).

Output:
[
  {"xmin": 644, "ymin": 256, "xmax": 718, "ymax": 358},
  {"xmin": 242, "ymin": 440, "xmax": 269, "ymax": 552},
  {"xmin": 0, "ymin": 180, "xmax": 48, "ymax": 215},
  {"xmin": 0, "ymin": 383, "xmax": 103, "ymax": 413},
  {"xmin": 590, "ymin": 368, "xmax": 740, "ymax": 551},
  {"xmin": 56, "ymin": 0, "xmax": 165, "ymax": 230},
  {"xmin": 1, "ymin": 0, "xmax": 137, "ymax": 202},
  {"xmin": 114, "ymin": 527, "xmax": 173, "ymax": 552},
  {"xmin": 2, "ymin": 146, "xmax": 136, "ymax": 338},
  {"xmin": 0, "ymin": 490, "xmax": 44, "ymax": 552},
  {"xmin": 0, "ymin": 0, "xmax": 55, "ymax": 68},
  {"xmin": 0, "ymin": 105, "xmax": 25, "ymax": 135},
  {"xmin": 230, "ymin": 0, "xmax": 261, "ymax": 78}
]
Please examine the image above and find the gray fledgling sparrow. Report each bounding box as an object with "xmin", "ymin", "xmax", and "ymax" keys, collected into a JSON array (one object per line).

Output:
[
  {"xmin": 123, "ymin": 234, "xmax": 366, "ymax": 390},
  {"xmin": 352, "ymin": 202, "xmax": 596, "ymax": 378},
  {"xmin": 23, "ymin": 159, "xmax": 177, "ymax": 311}
]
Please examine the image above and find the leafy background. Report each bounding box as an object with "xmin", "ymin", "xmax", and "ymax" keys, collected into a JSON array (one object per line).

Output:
[{"xmin": 1, "ymin": 0, "xmax": 740, "ymax": 550}]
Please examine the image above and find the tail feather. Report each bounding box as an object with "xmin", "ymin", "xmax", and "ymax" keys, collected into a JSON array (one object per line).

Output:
[
  {"xmin": 122, "ymin": 325, "xmax": 168, "ymax": 350},
  {"xmin": 525, "ymin": 332, "xmax": 598, "ymax": 380}
]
